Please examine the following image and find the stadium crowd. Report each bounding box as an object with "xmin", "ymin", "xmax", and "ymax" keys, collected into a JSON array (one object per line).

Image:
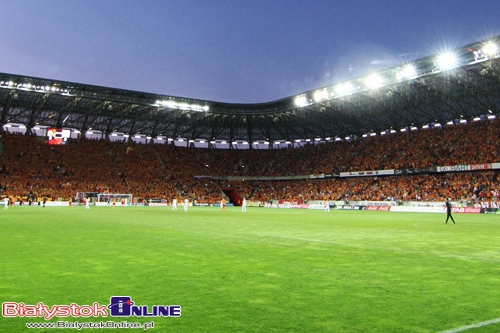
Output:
[{"xmin": 1, "ymin": 117, "xmax": 499, "ymax": 205}]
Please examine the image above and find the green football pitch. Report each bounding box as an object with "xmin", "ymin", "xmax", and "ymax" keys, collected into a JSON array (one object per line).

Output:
[{"xmin": 1, "ymin": 206, "xmax": 499, "ymax": 333}]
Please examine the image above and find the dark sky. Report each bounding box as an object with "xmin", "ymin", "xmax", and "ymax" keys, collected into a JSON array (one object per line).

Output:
[{"xmin": 1, "ymin": 0, "xmax": 499, "ymax": 103}]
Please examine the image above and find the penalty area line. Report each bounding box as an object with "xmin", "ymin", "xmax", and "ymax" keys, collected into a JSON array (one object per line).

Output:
[{"xmin": 437, "ymin": 318, "xmax": 500, "ymax": 333}]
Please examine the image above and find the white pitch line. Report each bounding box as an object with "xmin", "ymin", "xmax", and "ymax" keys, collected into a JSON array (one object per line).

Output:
[
  {"xmin": 437, "ymin": 318, "xmax": 500, "ymax": 333},
  {"xmin": 253, "ymin": 233, "xmax": 500, "ymax": 263}
]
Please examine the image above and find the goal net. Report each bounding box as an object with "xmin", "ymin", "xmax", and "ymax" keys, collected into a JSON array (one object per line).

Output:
[{"xmin": 96, "ymin": 193, "xmax": 133, "ymax": 206}]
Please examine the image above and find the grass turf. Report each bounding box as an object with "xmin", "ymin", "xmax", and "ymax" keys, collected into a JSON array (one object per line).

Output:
[{"xmin": 1, "ymin": 206, "xmax": 500, "ymax": 332}]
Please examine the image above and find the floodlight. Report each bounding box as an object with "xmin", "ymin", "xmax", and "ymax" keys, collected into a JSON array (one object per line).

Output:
[
  {"xmin": 436, "ymin": 52, "xmax": 458, "ymax": 70},
  {"xmin": 482, "ymin": 42, "xmax": 498, "ymax": 57},
  {"xmin": 313, "ymin": 89, "xmax": 328, "ymax": 102},
  {"xmin": 396, "ymin": 64, "xmax": 417, "ymax": 80},
  {"xmin": 335, "ymin": 83, "xmax": 354, "ymax": 96},
  {"xmin": 364, "ymin": 74, "xmax": 383, "ymax": 89},
  {"xmin": 488, "ymin": 115, "xmax": 496, "ymax": 119},
  {"xmin": 294, "ymin": 95, "xmax": 308, "ymax": 107}
]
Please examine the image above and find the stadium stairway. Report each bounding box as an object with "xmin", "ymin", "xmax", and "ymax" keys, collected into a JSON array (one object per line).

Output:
[
  {"xmin": 222, "ymin": 187, "xmax": 243, "ymax": 206},
  {"xmin": 152, "ymin": 145, "xmax": 167, "ymax": 169}
]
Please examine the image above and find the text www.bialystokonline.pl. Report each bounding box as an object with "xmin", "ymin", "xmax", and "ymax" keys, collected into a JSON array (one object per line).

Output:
[{"xmin": 25, "ymin": 320, "xmax": 155, "ymax": 330}]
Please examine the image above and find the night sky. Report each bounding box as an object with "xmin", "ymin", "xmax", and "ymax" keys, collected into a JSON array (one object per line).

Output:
[{"xmin": 1, "ymin": 0, "xmax": 499, "ymax": 103}]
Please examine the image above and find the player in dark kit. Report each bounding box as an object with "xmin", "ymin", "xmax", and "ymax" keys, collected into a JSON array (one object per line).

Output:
[{"xmin": 444, "ymin": 198, "xmax": 455, "ymax": 224}]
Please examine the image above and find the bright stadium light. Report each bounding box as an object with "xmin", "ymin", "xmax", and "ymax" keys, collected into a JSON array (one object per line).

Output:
[
  {"xmin": 294, "ymin": 95, "xmax": 308, "ymax": 107},
  {"xmin": 155, "ymin": 99, "xmax": 209, "ymax": 112},
  {"xmin": 364, "ymin": 73, "xmax": 383, "ymax": 89},
  {"xmin": 482, "ymin": 41, "xmax": 498, "ymax": 57},
  {"xmin": 396, "ymin": 64, "xmax": 417, "ymax": 80},
  {"xmin": 335, "ymin": 82, "xmax": 354, "ymax": 96},
  {"xmin": 313, "ymin": 89, "xmax": 328, "ymax": 102},
  {"xmin": 436, "ymin": 52, "xmax": 458, "ymax": 70}
]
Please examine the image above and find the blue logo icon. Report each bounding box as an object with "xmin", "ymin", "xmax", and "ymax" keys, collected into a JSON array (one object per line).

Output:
[
  {"xmin": 107, "ymin": 296, "xmax": 181, "ymax": 317},
  {"xmin": 108, "ymin": 296, "xmax": 135, "ymax": 316}
]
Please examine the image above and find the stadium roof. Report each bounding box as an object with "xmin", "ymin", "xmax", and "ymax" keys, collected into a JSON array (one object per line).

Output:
[{"xmin": 1, "ymin": 36, "xmax": 500, "ymax": 145}]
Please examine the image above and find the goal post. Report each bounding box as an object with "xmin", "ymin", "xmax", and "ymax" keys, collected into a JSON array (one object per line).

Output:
[{"xmin": 96, "ymin": 193, "xmax": 133, "ymax": 206}]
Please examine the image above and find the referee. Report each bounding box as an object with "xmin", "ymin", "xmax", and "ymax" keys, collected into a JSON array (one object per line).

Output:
[{"xmin": 445, "ymin": 198, "xmax": 456, "ymax": 224}]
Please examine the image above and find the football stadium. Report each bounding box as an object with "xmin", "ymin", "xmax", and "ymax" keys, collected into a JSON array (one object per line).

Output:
[{"xmin": 2, "ymin": 36, "xmax": 500, "ymax": 332}]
